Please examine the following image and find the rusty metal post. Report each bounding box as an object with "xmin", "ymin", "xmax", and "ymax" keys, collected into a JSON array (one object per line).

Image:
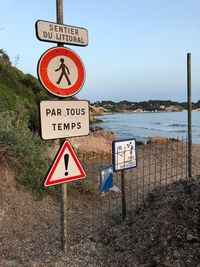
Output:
[
  {"xmin": 187, "ymin": 53, "xmax": 192, "ymax": 178},
  {"xmin": 60, "ymin": 182, "xmax": 67, "ymax": 252},
  {"xmin": 57, "ymin": 0, "xmax": 63, "ymax": 25},
  {"xmin": 56, "ymin": 0, "xmax": 68, "ymax": 253},
  {"xmin": 121, "ymin": 170, "xmax": 126, "ymax": 220}
]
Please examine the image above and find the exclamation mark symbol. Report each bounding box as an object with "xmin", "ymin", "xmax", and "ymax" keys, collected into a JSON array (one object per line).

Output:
[{"xmin": 64, "ymin": 154, "xmax": 69, "ymax": 176}]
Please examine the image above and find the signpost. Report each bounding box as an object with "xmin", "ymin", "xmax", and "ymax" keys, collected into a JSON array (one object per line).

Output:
[
  {"xmin": 36, "ymin": 0, "xmax": 88, "ymax": 253},
  {"xmin": 187, "ymin": 53, "xmax": 192, "ymax": 178},
  {"xmin": 112, "ymin": 139, "xmax": 137, "ymax": 220},
  {"xmin": 44, "ymin": 141, "xmax": 86, "ymax": 186},
  {"xmin": 36, "ymin": 20, "xmax": 88, "ymax": 46},
  {"xmin": 40, "ymin": 100, "xmax": 89, "ymax": 140},
  {"xmin": 37, "ymin": 46, "xmax": 85, "ymax": 97}
]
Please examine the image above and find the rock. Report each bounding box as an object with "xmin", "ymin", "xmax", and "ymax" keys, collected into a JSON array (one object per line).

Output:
[
  {"xmin": 94, "ymin": 126, "xmax": 104, "ymax": 131},
  {"xmin": 136, "ymin": 140, "xmax": 144, "ymax": 146},
  {"xmin": 147, "ymin": 136, "xmax": 181, "ymax": 144},
  {"xmin": 133, "ymin": 109, "xmax": 143, "ymax": 113},
  {"xmin": 93, "ymin": 118, "xmax": 103, "ymax": 123},
  {"xmin": 89, "ymin": 126, "xmax": 95, "ymax": 132},
  {"xmin": 89, "ymin": 105, "xmax": 109, "ymax": 115},
  {"xmin": 169, "ymin": 138, "xmax": 180, "ymax": 142},
  {"xmin": 147, "ymin": 136, "xmax": 169, "ymax": 144},
  {"xmin": 89, "ymin": 105, "xmax": 110, "ymax": 124},
  {"xmin": 165, "ymin": 105, "xmax": 183, "ymax": 112}
]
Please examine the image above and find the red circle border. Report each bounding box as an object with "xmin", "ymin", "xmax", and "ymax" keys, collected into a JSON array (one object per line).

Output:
[{"xmin": 38, "ymin": 47, "xmax": 85, "ymax": 97}]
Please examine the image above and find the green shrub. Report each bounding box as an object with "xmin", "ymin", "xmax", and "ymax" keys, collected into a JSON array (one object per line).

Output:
[{"xmin": 0, "ymin": 100, "xmax": 49, "ymax": 197}]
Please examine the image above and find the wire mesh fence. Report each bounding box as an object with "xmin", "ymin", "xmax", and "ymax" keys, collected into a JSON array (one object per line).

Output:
[{"xmin": 66, "ymin": 138, "xmax": 191, "ymax": 246}]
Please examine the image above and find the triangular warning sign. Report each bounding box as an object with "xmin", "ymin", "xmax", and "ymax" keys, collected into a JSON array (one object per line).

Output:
[{"xmin": 44, "ymin": 141, "xmax": 86, "ymax": 187}]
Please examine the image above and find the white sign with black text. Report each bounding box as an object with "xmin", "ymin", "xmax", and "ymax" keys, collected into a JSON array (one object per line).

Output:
[
  {"xmin": 40, "ymin": 100, "xmax": 89, "ymax": 140},
  {"xmin": 36, "ymin": 20, "xmax": 88, "ymax": 46}
]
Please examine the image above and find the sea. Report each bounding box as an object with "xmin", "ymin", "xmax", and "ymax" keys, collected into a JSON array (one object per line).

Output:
[{"xmin": 94, "ymin": 111, "xmax": 200, "ymax": 144}]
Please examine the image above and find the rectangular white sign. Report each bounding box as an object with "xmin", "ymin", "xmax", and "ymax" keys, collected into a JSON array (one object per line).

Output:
[
  {"xmin": 112, "ymin": 139, "xmax": 137, "ymax": 172},
  {"xmin": 36, "ymin": 20, "xmax": 88, "ymax": 46},
  {"xmin": 40, "ymin": 100, "xmax": 90, "ymax": 140}
]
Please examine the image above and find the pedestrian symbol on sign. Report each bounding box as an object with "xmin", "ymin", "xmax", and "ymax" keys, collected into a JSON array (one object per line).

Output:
[
  {"xmin": 37, "ymin": 47, "xmax": 85, "ymax": 97},
  {"xmin": 55, "ymin": 58, "xmax": 71, "ymax": 86}
]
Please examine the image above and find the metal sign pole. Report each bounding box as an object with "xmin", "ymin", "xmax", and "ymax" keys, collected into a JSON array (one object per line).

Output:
[
  {"xmin": 121, "ymin": 170, "xmax": 126, "ymax": 220},
  {"xmin": 57, "ymin": 0, "xmax": 63, "ymax": 25},
  {"xmin": 187, "ymin": 53, "xmax": 192, "ymax": 178},
  {"xmin": 56, "ymin": 0, "xmax": 68, "ymax": 253},
  {"xmin": 121, "ymin": 146, "xmax": 126, "ymax": 220},
  {"xmin": 112, "ymin": 139, "xmax": 137, "ymax": 220}
]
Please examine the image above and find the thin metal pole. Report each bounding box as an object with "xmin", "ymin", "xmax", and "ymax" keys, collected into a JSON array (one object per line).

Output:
[
  {"xmin": 60, "ymin": 182, "xmax": 67, "ymax": 252},
  {"xmin": 121, "ymin": 170, "xmax": 126, "ymax": 220},
  {"xmin": 56, "ymin": 0, "xmax": 67, "ymax": 253},
  {"xmin": 57, "ymin": 0, "xmax": 63, "ymax": 24},
  {"xmin": 187, "ymin": 53, "xmax": 192, "ymax": 178}
]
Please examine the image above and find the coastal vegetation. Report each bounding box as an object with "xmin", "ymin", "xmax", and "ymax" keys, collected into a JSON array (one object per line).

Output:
[
  {"xmin": 0, "ymin": 49, "xmax": 55, "ymax": 196},
  {"xmin": 92, "ymin": 99, "xmax": 200, "ymax": 113}
]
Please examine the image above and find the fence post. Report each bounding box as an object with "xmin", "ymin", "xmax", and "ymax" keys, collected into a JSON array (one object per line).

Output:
[
  {"xmin": 187, "ymin": 53, "xmax": 192, "ymax": 178},
  {"xmin": 121, "ymin": 170, "xmax": 126, "ymax": 220}
]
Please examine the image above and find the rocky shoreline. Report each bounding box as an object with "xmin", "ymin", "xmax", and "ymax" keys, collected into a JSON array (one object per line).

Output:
[
  {"xmin": 56, "ymin": 107, "xmax": 192, "ymax": 155},
  {"xmin": 47, "ymin": 105, "xmax": 199, "ymax": 157}
]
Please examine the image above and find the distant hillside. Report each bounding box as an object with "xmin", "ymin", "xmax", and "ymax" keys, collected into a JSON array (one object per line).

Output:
[{"xmin": 92, "ymin": 99, "xmax": 200, "ymax": 113}]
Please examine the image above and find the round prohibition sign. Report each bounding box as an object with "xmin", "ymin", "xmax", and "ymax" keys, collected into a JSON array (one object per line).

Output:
[{"xmin": 37, "ymin": 47, "xmax": 85, "ymax": 97}]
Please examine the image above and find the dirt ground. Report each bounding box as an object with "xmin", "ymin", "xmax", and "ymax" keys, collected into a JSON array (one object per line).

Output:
[{"xmin": 0, "ymin": 142, "xmax": 200, "ymax": 266}]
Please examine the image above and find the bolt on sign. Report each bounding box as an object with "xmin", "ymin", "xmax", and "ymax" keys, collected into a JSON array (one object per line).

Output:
[
  {"xmin": 112, "ymin": 138, "xmax": 137, "ymax": 172},
  {"xmin": 35, "ymin": 20, "xmax": 88, "ymax": 46},
  {"xmin": 37, "ymin": 46, "xmax": 85, "ymax": 97},
  {"xmin": 40, "ymin": 100, "xmax": 89, "ymax": 140}
]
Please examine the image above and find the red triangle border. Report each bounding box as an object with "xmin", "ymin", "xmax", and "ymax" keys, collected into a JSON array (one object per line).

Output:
[{"xmin": 44, "ymin": 141, "xmax": 85, "ymax": 186}]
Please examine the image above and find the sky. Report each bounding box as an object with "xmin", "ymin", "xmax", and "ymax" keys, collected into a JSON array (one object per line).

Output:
[{"xmin": 0, "ymin": 0, "xmax": 199, "ymax": 102}]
